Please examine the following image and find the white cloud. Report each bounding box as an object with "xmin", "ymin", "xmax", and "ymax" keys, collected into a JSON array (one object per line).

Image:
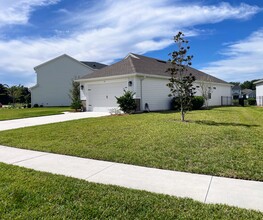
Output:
[
  {"xmin": 201, "ymin": 29, "xmax": 263, "ymax": 82},
  {"xmin": 0, "ymin": 0, "xmax": 261, "ymax": 86},
  {"xmin": 0, "ymin": 0, "xmax": 60, "ymax": 26}
]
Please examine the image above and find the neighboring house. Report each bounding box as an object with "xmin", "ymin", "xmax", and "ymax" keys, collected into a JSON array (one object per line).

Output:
[
  {"xmin": 241, "ymin": 89, "xmax": 256, "ymax": 99},
  {"xmin": 76, "ymin": 53, "xmax": 232, "ymax": 112},
  {"xmin": 31, "ymin": 54, "xmax": 107, "ymax": 106},
  {"xmin": 254, "ymin": 79, "xmax": 263, "ymax": 106},
  {"xmin": 232, "ymin": 85, "xmax": 242, "ymax": 99}
]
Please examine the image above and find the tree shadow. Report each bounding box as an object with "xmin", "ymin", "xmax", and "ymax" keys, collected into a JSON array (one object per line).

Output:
[{"xmin": 192, "ymin": 120, "xmax": 259, "ymax": 128}]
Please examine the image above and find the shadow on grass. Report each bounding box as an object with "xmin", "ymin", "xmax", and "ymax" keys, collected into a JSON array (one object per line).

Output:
[{"xmin": 193, "ymin": 120, "xmax": 259, "ymax": 127}]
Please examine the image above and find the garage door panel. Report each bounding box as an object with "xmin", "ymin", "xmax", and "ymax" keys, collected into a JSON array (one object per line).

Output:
[{"xmin": 88, "ymin": 81, "xmax": 127, "ymax": 112}]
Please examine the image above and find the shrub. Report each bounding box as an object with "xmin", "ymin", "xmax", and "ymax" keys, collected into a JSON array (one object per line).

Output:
[
  {"xmin": 247, "ymin": 98, "xmax": 256, "ymax": 106},
  {"xmin": 33, "ymin": 104, "xmax": 39, "ymax": 108},
  {"xmin": 39, "ymin": 104, "xmax": 44, "ymax": 107},
  {"xmin": 116, "ymin": 90, "xmax": 136, "ymax": 114},
  {"xmin": 27, "ymin": 103, "xmax": 31, "ymax": 108},
  {"xmin": 71, "ymin": 100, "xmax": 82, "ymax": 111},
  {"xmin": 192, "ymin": 96, "xmax": 204, "ymax": 110},
  {"xmin": 171, "ymin": 96, "xmax": 204, "ymax": 111}
]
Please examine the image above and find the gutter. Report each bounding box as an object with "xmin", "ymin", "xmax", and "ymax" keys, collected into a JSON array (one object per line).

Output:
[{"xmin": 254, "ymin": 79, "xmax": 263, "ymax": 84}]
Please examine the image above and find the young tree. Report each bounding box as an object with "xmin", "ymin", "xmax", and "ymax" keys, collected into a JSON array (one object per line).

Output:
[
  {"xmin": 167, "ymin": 32, "xmax": 196, "ymax": 121},
  {"xmin": 69, "ymin": 81, "xmax": 82, "ymax": 111}
]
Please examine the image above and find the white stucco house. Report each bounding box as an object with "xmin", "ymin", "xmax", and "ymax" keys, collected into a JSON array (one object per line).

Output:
[
  {"xmin": 31, "ymin": 54, "xmax": 106, "ymax": 106},
  {"xmin": 76, "ymin": 53, "xmax": 232, "ymax": 112},
  {"xmin": 254, "ymin": 79, "xmax": 263, "ymax": 106}
]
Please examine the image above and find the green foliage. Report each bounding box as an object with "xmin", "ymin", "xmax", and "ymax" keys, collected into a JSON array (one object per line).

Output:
[
  {"xmin": 167, "ymin": 32, "xmax": 196, "ymax": 121},
  {"xmin": 172, "ymin": 96, "xmax": 205, "ymax": 110},
  {"xmin": 0, "ymin": 84, "xmax": 10, "ymax": 104},
  {"xmin": 71, "ymin": 100, "xmax": 82, "ymax": 111},
  {"xmin": 0, "ymin": 84, "xmax": 31, "ymax": 105},
  {"xmin": 70, "ymin": 81, "xmax": 82, "ymax": 111},
  {"xmin": 229, "ymin": 82, "xmax": 240, "ymax": 86},
  {"xmin": 19, "ymin": 86, "xmax": 31, "ymax": 104},
  {"xmin": 240, "ymin": 80, "xmax": 260, "ymax": 90},
  {"xmin": 170, "ymin": 97, "xmax": 180, "ymax": 110},
  {"xmin": 33, "ymin": 104, "xmax": 39, "ymax": 108},
  {"xmin": 192, "ymin": 96, "xmax": 205, "ymax": 110},
  {"xmin": 247, "ymin": 98, "xmax": 256, "ymax": 106},
  {"xmin": 116, "ymin": 90, "xmax": 137, "ymax": 114}
]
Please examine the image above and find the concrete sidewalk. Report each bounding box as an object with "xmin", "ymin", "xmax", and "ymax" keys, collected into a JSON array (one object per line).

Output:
[
  {"xmin": 0, "ymin": 112, "xmax": 110, "ymax": 131},
  {"xmin": 0, "ymin": 145, "xmax": 262, "ymax": 212}
]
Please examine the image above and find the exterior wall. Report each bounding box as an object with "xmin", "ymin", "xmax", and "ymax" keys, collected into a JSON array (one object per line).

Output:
[
  {"xmin": 133, "ymin": 77, "xmax": 142, "ymax": 98},
  {"xmin": 31, "ymin": 56, "xmax": 93, "ymax": 106},
  {"xmin": 140, "ymin": 77, "xmax": 171, "ymax": 111},
  {"xmin": 195, "ymin": 82, "xmax": 232, "ymax": 106},
  {"xmin": 83, "ymin": 76, "xmax": 171, "ymax": 112},
  {"xmin": 81, "ymin": 75, "xmax": 232, "ymax": 112},
  {"xmin": 256, "ymin": 82, "xmax": 263, "ymax": 106}
]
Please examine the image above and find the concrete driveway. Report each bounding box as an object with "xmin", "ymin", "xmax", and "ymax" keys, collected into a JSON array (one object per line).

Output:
[{"xmin": 0, "ymin": 111, "xmax": 110, "ymax": 131}]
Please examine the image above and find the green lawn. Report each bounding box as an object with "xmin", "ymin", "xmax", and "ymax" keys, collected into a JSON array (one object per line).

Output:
[
  {"xmin": 0, "ymin": 163, "xmax": 262, "ymax": 219},
  {"xmin": 0, "ymin": 107, "xmax": 70, "ymax": 121},
  {"xmin": 0, "ymin": 106, "xmax": 262, "ymax": 181}
]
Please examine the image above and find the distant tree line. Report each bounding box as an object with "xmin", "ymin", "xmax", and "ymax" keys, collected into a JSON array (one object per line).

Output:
[
  {"xmin": 229, "ymin": 79, "xmax": 259, "ymax": 90},
  {"xmin": 0, "ymin": 84, "xmax": 31, "ymax": 105}
]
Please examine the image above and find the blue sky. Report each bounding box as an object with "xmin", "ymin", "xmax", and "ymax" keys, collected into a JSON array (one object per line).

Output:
[{"xmin": 0, "ymin": 0, "xmax": 262, "ymax": 87}]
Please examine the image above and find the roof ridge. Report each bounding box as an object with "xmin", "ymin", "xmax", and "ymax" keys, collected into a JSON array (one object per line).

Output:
[
  {"xmin": 132, "ymin": 53, "xmax": 167, "ymax": 62},
  {"xmin": 127, "ymin": 56, "xmax": 137, "ymax": 73}
]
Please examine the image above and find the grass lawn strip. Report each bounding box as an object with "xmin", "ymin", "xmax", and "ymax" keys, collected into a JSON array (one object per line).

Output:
[
  {"xmin": 0, "ymin": 107, "xmax": 70, "ymax": 121},
  {"xmin": 0, "ymin": 163, "xmax": 262, "ymax": 219},
  {"xmin": 0, "ymin": 107, "xmax": 262, "ymax": 181}
]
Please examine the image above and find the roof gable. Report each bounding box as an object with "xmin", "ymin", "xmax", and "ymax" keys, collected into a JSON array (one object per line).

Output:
[{"xmin": 34, "ymin": 54, "xmax": 95, "ymax": 71}]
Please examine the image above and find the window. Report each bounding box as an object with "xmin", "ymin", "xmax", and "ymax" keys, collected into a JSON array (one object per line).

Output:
[{"xmin": 208, "ymin": 92, "xmax": 212, "ymax": 99}]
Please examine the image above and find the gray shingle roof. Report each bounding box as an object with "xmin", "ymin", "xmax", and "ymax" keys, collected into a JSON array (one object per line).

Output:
[
  {"xmin": 80, "ymin": 53, "xmax": 229, "ymax": 84},
  {"xmin": 232, "ymin": 85, "xmax": 241, "ymax": 90},
  {"xmin": 81, "ymin": 61, "xmax": 107, "ymax": 69},
  {"xmin": 242, "ymin": 89, "xmax": 255, "ymax": 95}
]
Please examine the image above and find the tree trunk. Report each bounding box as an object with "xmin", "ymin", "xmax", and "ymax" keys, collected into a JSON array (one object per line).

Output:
[
  {"xmin": 181, "ymin": 111, "xmax": 185, "ymax": 121},
  {"xmin": 180, "ymin": 103, "xmax": 184, "ymax": 122}
]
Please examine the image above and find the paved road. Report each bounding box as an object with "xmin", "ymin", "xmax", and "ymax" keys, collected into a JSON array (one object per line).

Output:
[
  {"xmin": 0, "ymin": 112, "xmax": 110, "ymax": 131},
  {"xmin": 0, "ymin": 145, "xmax": 262, "ymax": 212}
]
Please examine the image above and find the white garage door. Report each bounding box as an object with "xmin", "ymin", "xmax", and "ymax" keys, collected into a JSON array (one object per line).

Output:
[{"xmin": 88, "ymin": 81, "xmax": 127, "ymax": 112}]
